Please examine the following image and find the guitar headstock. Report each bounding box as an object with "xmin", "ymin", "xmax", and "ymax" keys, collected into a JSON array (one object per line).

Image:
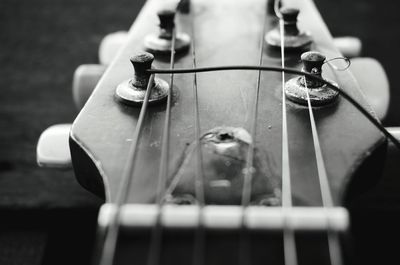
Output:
[
  {"xmin": 69, "ymin": 0, "xmax": 386, "ymax": 263},
  {"xmin": 70, "ymin": 0, "xmax": 384, "ymax": 206}
]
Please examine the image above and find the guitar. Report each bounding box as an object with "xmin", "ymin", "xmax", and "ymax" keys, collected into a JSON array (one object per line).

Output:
[{"xmin": 69, "ymin": 0, "xmax": 391, "ymax": 264}]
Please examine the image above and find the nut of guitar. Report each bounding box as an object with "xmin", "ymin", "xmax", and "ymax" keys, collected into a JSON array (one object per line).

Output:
[{"xmin": 98, "ymin": 203, "xmax": 349, "ymax": 232}]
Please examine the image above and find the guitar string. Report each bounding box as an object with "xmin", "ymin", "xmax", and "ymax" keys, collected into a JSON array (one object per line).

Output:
[
  {"xmin": 146, "ymin": 26, "xmax": 177, "ymax": 265},
  {"xmin": 275, "ymin": 0, "xmax": 299, "ymax": 264},
  {"xmin": 240, "ymin": 0, "xmax": 267, "ymax": 210},
  {"xmin": 277, "ymin": 1, "xmax": 339, "ymax": 263},
  {"xmin": 238, "ymin": 2, "xmax": 268, "ymax": 265},
  {"xmin": 98, "ymin": 74, "xmax": 156, "ymax": 265},
  {"xmin": 190, "ymin": 7, "xmax": 206, "ymax": 265},
  {"xmin": 303, "ymin": 78, "xmax": 343, "ymax": 265}
]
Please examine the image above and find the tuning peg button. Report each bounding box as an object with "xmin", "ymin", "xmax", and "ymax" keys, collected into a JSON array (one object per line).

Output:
[{"xmin": 115, "ymin": 52, "xmax": 170, "ymax": 106}]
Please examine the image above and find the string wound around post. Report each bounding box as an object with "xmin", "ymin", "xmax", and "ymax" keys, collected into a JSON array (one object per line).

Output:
[{"xmin": 324, "ymin": 57, "xmax": 351, "ymax": 71}]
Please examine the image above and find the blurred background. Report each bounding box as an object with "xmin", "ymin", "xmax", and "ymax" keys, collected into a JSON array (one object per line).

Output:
[{"xmin": 0, "ymin": 0, "xmax": 399, "ymax": 264}]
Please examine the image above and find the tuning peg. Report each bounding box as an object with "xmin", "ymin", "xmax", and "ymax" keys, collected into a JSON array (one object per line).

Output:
[
  {"xmin": 115, "ymin": 52, "xmax": 169, "ymax": 106},
  {"xmin": 72, "ymin": 64, "xmax": 106, "ymax": 110},
  {"xmin": 99, "ymin": 31, "xmax": 128, "ymax": 65},
  {"xmin": 144, "ymin": 9, "xmax": 191, "ymax": 54},
  {"xmin": 333, "ymin": 36, "xmax": 362, "ymax": 58},
  {"xmin": 285, "ymin": 51, "xmax": 339, "ymax": 106},
  {"xmin": 350, "ymin": 57, "xmax": 389, "ymax": 120},
  {"xmin": 37, "ymin": 124, "xmax": 72, "ymax": 168},
  {"xmin": 265, "ymin": 7, "xmax": 312, "ymax": 50}
]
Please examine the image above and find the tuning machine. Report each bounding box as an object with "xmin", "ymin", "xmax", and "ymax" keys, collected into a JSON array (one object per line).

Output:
[
  {"xmin": 115, "ymin": 52, "xmax": 169, "ymax": 106},
  {"xmin": 265, "ymin": 7, "xmax": 312, "ymax": 50},
  {"xmin": 285, "ymin": 51, "xmax": 339, "ymax": 106},
  {"xmin": 144, "ymin": 9, "xmax": 191, "ymax": 54}
]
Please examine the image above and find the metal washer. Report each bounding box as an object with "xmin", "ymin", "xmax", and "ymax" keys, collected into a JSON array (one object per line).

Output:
[
  {"xmin": 265, "ymin": 29, "xmax": 313, "ymax": 50},
  {"xmin": 285, "ymin": 77, "xmax": 339, "ymax": 106},
  {"xmin": 115, "ymin": 77, "xmax": 170, "ymax": 106},
  {"xmin": 144, "ymin": 33, "xmax": 191, "ymax": 54}
]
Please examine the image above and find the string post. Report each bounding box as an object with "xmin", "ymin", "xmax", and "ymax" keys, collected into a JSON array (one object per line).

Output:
[
  {"xmin": 281, "ymin": 8, "xmax": 300, "ymax": 35},
  {"xmin": 285, "ymin": 51, "xmax": 339, "ymax": 106},
  {"xmin": 115, "ymin": 52, "xmax": 170, "ymax": 106},
  {"xmin": 265, "ymin": 7, "xmax": 312, "ymax": 50},
  {"xmin": 158, "ymin": 10, "xmax": 175, "ymax": 40},
  {"xmin": 300, "ymin": 51, "xmax": 325, "ymax": 88},
  {"xmin": 144, "ymin": 9, "xmax": 191, "ymax": 54},
  {"xmin": 177, "ymin": 0, "xmax": 190, "ymax": 14},
  {"xmin": 130, "ymin": 53, "xmax": 154, "ymax": 88}
]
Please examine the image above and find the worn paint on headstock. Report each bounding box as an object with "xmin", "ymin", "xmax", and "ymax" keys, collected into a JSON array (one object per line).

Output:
[{"xmin": 70, "ymin": 0, "xmax": 385, "ymax": 208}]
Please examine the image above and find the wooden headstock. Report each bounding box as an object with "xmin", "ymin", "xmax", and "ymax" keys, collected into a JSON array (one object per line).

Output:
[
  {"xmin": 70, "ymin": 0, "xmax": 384, "ymax": 206},
  {"xmin": 69, "ymin": 0, "xmax": 386, "ymax": 264}
]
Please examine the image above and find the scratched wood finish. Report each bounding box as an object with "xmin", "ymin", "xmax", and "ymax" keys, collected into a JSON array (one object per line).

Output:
[{"xmin": 70, "ymin": 0, "xmax": 385, "ymax": 206}]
